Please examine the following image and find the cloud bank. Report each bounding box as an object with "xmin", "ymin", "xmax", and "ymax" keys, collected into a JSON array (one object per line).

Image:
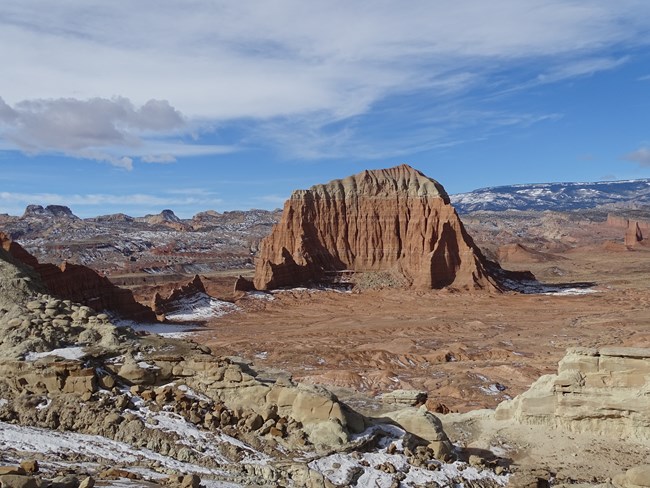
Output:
[
  {"xmin": 1, "ymin": 0, "xmax": 649, "ymax": 163},
  {"xmin": 0, "ymin": 96, "xmax": 234, "ymax": 168}
]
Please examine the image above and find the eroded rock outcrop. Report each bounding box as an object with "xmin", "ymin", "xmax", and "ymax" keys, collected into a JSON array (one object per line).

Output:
[
  {"xmin": 254, "ymin": 164, "xmax": 509, "ymax": 291},
  {"xmin": 495, "ymin": 347, "xmax": 650, "ymax": 440},
  {"xmin": 151, "ymin": 274, "xmax": 206, "ymax": 316},
  {"xmin": 0, "ymin": 233, "xmax": 156, "ymax": 321},
  {"xmin": 626, "ymin": 221, "xmax": 644, "ymax": 247}
]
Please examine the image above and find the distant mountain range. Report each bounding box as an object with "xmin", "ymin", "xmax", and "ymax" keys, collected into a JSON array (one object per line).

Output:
[{"xmin": 450, "ymin": 179, "xmax": 650, "ymax": 213}]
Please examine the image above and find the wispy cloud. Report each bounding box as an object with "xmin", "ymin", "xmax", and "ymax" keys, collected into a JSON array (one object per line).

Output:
[
  {"xmin": 623, "ymin": 147, "xmax": 650, "ymax": 167},
  {"xmin": 0, "ymin": 1, "xmax": 649, "ymax": 163}
]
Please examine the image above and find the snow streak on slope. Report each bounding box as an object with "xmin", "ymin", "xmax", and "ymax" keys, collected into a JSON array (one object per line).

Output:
[{"xmin": 0, "ymin": 421, "xmax": 229, "ymax": 476}]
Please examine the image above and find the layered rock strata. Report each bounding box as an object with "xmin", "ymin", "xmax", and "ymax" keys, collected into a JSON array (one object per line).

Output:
[
  {"xmin": 496, "ymin": 347, "xmax": 650, "ymax": 440},
  {"xmin": 254, "ymin": 164, "xmax": 506, "ymax": 291},
  {"xmin": 1, "ymin": 233, "xmax": 156, "ymax": 321}
]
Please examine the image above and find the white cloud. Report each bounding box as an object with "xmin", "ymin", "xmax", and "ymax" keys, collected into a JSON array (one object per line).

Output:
[
  {"xmin": 1, "ymin": 1, "xmax": 648, "ymax": 118},
  {"xmin": 0, "ymin": 1, "xmax": 649, "ymax": 161},
  {"xmin": 623, "ymin": 147, "xmax": 650, "ymax": 167},
  {"xmin": 141, "ymin": 154, "xmax": 176, "ymax": 164},
  {"xmin": 0, "ymin": 96, "xmax": 176, "ymax": 168},
  {"xmin": 0, "ymin": 96, "xmax": 233, "ymax": 168}
]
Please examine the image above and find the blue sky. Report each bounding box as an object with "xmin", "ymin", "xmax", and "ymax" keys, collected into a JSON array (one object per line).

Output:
[{"xmin": 1, "ymin": 1, "xmax": 650, "ymax": 218}]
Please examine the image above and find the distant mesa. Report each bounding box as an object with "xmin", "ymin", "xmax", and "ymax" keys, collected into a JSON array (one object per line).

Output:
[
  {"xmin": 92, "ymin": 212, "xmax": 135, "ymax": 223},
  {"xmin": 22, "ymin": 204, "xmax": 78, "ymax": 220},
  {"xmin": 254, "ymin": 164, "xmax": 531, "ymax": 291},
  {"xmin": 136, "ymin": 209, "xmax": 189, "ymax": 231}
]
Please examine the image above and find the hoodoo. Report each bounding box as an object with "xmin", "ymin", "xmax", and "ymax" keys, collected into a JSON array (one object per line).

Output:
[{"xmin": 254, "ymin": 164, "xmax": 508, "ymax": 291}]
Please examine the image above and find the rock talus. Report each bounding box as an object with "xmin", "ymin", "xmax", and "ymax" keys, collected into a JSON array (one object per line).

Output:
[{"xmin": 254, "ymin": 164, "xmax": 504, "ymax": 291}]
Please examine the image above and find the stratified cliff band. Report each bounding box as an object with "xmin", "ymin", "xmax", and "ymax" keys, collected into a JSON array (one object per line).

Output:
[{"xmin": 254, "ymin": 164, "xmax": 508, "ymax": 291}]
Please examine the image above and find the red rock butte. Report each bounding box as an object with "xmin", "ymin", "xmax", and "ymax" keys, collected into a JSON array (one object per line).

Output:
[{"xmin": 254, "ymin": 164, "xmax": 509, "ymax": 291}]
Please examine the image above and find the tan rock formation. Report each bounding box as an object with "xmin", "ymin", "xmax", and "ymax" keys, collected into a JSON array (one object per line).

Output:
[
  {"xmin": 381, "ymin": 406, "xmax": 454, "ymax": 460},
  {"xmin": 626, "ymin": 221, "xmax": 644, "ymax": 247},
  {"xmin": 495, "ymin": 347, "xmax": 650, "ymax": 440},
  {"xmin": 254, "ymin": 164, "xmax": 510, "ymax": 291},
  {"xmin": 614, "ymin": 465, "xmax": 650, "ymax": 488},
  {"xmin": 0, "ymin": 233, "xmax": 156, "ymax": 321}
]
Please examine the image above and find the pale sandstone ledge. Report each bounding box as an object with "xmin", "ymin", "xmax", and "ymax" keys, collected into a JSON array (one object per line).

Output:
[
  {"xmin": 291, "ymin": 163, "xmax": 450, "ymax": 201},
  {"xmin": 495, "ymin": 346, "xmax": 650, "ymax": 441}
]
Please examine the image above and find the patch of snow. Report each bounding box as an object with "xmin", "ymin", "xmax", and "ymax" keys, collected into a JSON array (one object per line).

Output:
[
  {"xmin": 24, "ymin": 346, "xmax": 87, "ymax": 362},
  {"xmin": 501, "ymin": 279, "xmax": 598, "ymax": 296},
  {"xmin": 479, "ymin": 384, "xmax": 502, "ymax": 395},
  {"xmin": 165, "ymin": 293, "xmax": 240, "ymax": 321},
  {"xmin": 176, "ymin": 384, "xmax": 212, "ymax": 403},
  {"xmin": 116, "ymin": 320, "xmax": 201, "ymax": 338},
  {"xmin": 310, "ymin": 445, "xmax": 508, "ymax": 488},
  {"xmin": 36, "ymin": 398, "xmax": 52, "ymax": 410},
  {"xmin": 128, "ymin": 406, "xmax": 270, "ymax": 466},
  {"xmin": 137, "ymin": 361, "xmax": 160, "ymax": 370},
  {"xmin": 0, "ymin": 421, "xmax": 228, "ymax": 476},
  {"xmin": 246, "ymin": 291, "xmax": 275, "ymax": 301},
  {"xmin": 541, "ymin": 287, "xmax": 598, "ymax": 296},
  {"xmin": 254, "ymin": 351, "xmax": 268, "ymax": 360}
]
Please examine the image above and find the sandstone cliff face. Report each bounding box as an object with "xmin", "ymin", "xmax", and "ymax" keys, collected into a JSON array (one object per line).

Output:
[
  {"xmin": 495, "ymin": 347, "xmax": 650, "ymax": 440},
  {"xmin": 254, "ymin": 164, "xmax": 503, "ymax": 291},
  {"xmin": 0, "ymin": 233, "xmax": 156, "ymax": 321}
]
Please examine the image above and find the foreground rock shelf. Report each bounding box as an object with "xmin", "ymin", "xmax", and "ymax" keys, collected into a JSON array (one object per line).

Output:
[{"xmin": 496, "ymin": 346, "xmax": 650, "ymax": 440}]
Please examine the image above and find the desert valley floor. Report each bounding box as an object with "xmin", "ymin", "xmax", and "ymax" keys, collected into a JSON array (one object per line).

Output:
[
  {"xmin": 199, "ymin": 247, "xmax": 650, "ymax": 413},
  {"xmin": 191, "ymin": 246, "xmax": 650, "ymax": 482}
]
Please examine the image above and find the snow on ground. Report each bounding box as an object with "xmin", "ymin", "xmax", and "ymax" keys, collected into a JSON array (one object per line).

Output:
[
  {"xmin": 502, "ymin": 279, "xmax": 598, "ymax": 296},
  {"xmin": 126, "ymin": 393, "xmax": 271, "ymax": 467},
  {"xmin": 246, "ymin": 291, "xmax": 275, "ymax": 301},
  {"xmin": 165, "ymin": 293, "xmax": 240, "ymax": 321},
  {"xmin": 0, "ymin": 421, "xmax": 231, "ymax": 477},
  {"xmin": 309, "ymin": 425, "xmax": 509, "ymax": 488},
  {"xmin": 24, "ymin": 346, "xmax": 87, "ymax": 361},
  {"xmin": 122, "ymin": 320, "xmax": 201, "ymax": 339},
  {"xmin": 541, "ymin": 287, "xmax": 598, "ymax": 296}
]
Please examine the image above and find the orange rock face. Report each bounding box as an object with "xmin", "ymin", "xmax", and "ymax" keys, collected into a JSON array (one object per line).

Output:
[
  {"xmin": 254, "ymin": 164, "xmax": 507, "ymax": 291},
  {"xmin": 0, "ymin": 233, "xmax": 157, "ymax": 321}
]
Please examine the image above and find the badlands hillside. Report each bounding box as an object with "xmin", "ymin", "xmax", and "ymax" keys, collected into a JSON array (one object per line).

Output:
[{"xmin": 0, "ymin": 164, "xmax": 649, "ymax": 487}]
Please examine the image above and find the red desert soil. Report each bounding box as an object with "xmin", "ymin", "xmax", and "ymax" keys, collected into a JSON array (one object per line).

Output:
[{"xmin": 196, "ymin": 247, "xmax": 650, "ymax": 413}]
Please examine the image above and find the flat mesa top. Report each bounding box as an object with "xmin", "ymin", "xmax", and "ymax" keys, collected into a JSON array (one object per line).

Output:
[{"xmin": 291, "ymin": 164, "xmax": 450, "ymax": 201}]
